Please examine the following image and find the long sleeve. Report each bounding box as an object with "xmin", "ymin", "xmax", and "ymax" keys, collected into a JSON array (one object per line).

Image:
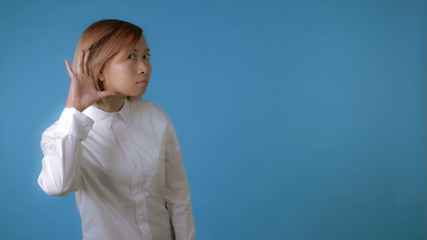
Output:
[
  {"xmin": 164, "ymin": 121, "xmax": 196, "ymax": 240},
  {"xmin": 38, "ymin": 107, "xmax": 94, "ymax": 197}
]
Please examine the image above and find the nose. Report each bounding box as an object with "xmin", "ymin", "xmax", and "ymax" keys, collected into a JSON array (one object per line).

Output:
[{"xmin": 138, "ymin": 58, "xmax": 148, "ymax": 74}]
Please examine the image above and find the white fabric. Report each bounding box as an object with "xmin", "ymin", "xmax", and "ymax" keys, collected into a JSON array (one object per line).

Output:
[{"xmin": 38, "ymin": 98, "xmax": 196, "ymax": 240}]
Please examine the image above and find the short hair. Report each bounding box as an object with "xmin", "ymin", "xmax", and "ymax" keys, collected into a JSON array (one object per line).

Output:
[{"xmin": 72, "ymin": 19, "xmax": 143, "ymax": 95}]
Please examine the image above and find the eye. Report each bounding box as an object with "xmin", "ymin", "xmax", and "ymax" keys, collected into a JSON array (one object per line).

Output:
[
  {"xmin": 128, "ymin": 54, "xmax": 136, "ymax": 60},
  {"xmin": 143, "ymin": 54, "xmax": 150, "ymax": 60}
]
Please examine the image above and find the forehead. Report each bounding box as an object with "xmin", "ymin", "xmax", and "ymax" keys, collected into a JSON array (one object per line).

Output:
[
  {"xmin": 116, "ymin": 36, "xmax": 149, "ymax": 55},
  {"xmin": 131, "ymin": 36, "xmax": 149, "ymax": 52}
]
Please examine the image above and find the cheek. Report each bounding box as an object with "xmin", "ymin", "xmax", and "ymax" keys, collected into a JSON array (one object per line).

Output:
[
  {"xmin": 111, "ymin": 64, "xmax": 128, "ymax": 76},
  {"xmin": 107, "ymin": 65, "xmax": 135, "ymax": 84}
]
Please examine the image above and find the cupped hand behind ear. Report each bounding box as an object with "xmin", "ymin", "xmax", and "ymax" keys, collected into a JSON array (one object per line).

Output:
[{"xmin": 64, "ymin": 50, "xmax": 116, "ymax": 112}]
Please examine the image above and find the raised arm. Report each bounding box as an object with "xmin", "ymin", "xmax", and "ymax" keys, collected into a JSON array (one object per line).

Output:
[
  {"xmin": 38, "ymin": 109, "xmax": 93, "ymax": 196},
  {"xmin": 38, "ymin": 50, "xmax": 115, "ymax": 196}
]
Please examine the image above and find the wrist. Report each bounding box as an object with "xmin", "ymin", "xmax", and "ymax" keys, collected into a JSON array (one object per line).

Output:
[{"xmin": 66, "ymin": 100, "xmax": 86, "ymax": 112}]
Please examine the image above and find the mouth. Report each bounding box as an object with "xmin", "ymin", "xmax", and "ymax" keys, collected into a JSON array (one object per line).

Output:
[{"xmin": 136, "ymin": 80, "xmax": 149, "ymax": 86}]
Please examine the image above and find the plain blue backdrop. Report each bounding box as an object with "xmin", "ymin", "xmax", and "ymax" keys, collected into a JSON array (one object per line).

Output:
[{"xmin": 0, "ymin": 0, "xmax": 426, "ymax": 239}]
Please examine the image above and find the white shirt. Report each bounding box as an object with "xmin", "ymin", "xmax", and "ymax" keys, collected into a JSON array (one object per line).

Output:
[{"xmin": 38, "ymin": 98, "xmax": 196, "ymax": 240}]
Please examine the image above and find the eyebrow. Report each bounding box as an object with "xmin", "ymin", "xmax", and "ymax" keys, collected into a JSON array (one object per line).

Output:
[{"xmin": 132, "ymin": 48, "xmax": 151, "ymax": 53}]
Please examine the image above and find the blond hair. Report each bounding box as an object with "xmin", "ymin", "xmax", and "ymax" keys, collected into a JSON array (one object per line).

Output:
[{"xmin": 72, "ymin": 19, "xmax": 143, "ymax": 97}]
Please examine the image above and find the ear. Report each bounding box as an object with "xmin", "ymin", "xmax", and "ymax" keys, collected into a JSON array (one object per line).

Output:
[{"xmin": 99, "ymin": 70, "xmax": 105, "ymax": 81}]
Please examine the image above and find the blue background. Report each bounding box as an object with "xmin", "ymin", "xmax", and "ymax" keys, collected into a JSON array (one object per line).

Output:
[{"xmin": 0, "ymin": 0, "xmax": 426, "ymax": 239}]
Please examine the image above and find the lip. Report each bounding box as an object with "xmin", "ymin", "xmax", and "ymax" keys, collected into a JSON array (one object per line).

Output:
[{"xmin": 136, "ymin": 80, "xmax": 149, "ymax": 85}]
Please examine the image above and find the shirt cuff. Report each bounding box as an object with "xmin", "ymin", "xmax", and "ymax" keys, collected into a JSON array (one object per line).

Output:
[{"xmin": 54, "ymin": 107, "xmax": 95, "ymax": 140}]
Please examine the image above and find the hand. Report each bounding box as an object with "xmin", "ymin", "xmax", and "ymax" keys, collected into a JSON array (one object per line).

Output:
[{"xmin": 65, "ymin": 50, "xmax": 116, "ymax": 112}]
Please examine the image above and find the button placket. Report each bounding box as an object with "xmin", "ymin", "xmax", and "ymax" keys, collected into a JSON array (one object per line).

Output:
[{"xmin": 111, "ymin": 113, "xmax": 152, "ymax": 239}]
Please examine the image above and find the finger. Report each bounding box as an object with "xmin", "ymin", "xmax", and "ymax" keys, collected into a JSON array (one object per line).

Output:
[
  {"xmin": 64, "ymin": 60, "xmax": 75, "ymax": 79},
  {"xmin": 83, "ymin": 49, "xmax": 90, "ymax": 74},
  {"xmin": 77, "ymin": 50, "xmax": 84, "ymax": 75}
]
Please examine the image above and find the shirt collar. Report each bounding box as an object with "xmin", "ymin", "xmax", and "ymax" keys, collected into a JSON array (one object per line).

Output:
[{"xmin": 83, "ymin": 98, "xmax": 132, "ymax": 129}]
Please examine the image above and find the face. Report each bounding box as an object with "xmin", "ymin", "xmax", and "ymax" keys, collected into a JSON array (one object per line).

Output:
[{"xmin": 99, "ymin": 36, "xmax": 151, "ymax": 97}]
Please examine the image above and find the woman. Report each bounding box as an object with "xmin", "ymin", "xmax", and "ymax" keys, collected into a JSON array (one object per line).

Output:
[{"xmin": 37, "ymin": 19, "xmax": 196, "ymax": 240}]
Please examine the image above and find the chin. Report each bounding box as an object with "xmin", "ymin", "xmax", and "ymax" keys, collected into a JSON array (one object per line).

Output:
[{"xmin": 130, "ymin": 90, "xmax": 146, "ymax": 98}]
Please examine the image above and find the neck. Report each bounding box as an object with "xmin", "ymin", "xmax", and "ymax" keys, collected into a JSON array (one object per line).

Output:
[{"xmin": 95, "ymin": 95, "xmax": 126, "ymax": 112}]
